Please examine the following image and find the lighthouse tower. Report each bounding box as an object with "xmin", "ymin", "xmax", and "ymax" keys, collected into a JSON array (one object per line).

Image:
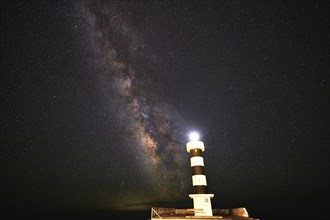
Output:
[{"xmin": 187, "ymin": 132, "xmax": 214, "ymax": 216}]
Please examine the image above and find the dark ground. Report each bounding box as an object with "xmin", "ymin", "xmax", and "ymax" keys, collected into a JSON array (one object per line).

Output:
[{"xmin": 2, "ymin": 205, "xmax": 329, "ymax": 220}]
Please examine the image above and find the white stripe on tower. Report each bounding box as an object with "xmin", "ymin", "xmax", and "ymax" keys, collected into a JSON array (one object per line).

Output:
[
  {"xmin": 190, "ymin": 156, "xmax": 204, "ymax": 167},
  {"xmin": 192, "ymin": 175, "xmax": 207, "ymax": 186}
]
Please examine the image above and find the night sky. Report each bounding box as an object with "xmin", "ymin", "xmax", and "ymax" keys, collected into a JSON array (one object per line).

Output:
[{"xmin": 1, "ymin": 1, "xmax": 329, "ymax": 219}]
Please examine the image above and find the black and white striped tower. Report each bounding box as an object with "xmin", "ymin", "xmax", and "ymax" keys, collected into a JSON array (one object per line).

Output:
[{"xmin": 187, "ymin": 132, "xmax": 214, "ymax": 216}]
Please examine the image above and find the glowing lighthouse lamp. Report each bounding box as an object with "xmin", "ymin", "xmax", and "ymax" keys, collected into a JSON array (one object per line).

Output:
[{"xmin": 187, "ymin": 132, "xmax": 214, "ymax": 216}]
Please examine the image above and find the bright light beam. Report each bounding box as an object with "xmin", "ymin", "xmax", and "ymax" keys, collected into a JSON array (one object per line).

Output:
[{"xmin": 189, "ymin": 132, "xmax": 200, "ymax": 141}]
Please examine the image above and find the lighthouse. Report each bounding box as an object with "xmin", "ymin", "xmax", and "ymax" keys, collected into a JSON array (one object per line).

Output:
[
  {"xmin": 187, "ymin": 132, "xmax": 214, "ymax": 216},
  {"xmin": 150, "ymin": 131, "xmax": 257, "ymax": 219},
  {"xmin": 150, "ymin": 131, "xmax": 257, "ymax": 220}
]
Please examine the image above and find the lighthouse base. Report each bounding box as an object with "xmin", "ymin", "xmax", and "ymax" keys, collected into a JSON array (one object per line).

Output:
[{"xmin": 189, "ymin": 194, "xmax": 214, "ymax": 216}]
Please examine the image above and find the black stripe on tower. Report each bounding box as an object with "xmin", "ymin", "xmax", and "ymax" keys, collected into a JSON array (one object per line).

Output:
[
  {"xmin": 193, "ymin": 185, "xmax": 208, "ymax": 194},
  {"xmin": 190, "ymin": 148, "xmax": 203, "ymax": 157},
  {"xmin": 191, "ymin": 166, "xmax": 205, "ymax": 175}
]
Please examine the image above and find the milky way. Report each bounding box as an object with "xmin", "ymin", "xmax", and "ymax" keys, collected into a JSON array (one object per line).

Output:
[{"xmin": 77, "ymin": 1, "xmax": 190, "ymax": 207}]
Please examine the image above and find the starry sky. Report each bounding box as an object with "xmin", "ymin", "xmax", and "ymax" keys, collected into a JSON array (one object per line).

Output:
[{"xmin": 1, "ymin": 0, "xmax": 329, "ymax": 219}]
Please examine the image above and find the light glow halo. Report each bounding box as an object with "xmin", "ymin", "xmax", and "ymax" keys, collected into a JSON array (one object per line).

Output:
[{"xmin": 189, "ymin": 132, "xmax": 200, "ymax": 141}]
